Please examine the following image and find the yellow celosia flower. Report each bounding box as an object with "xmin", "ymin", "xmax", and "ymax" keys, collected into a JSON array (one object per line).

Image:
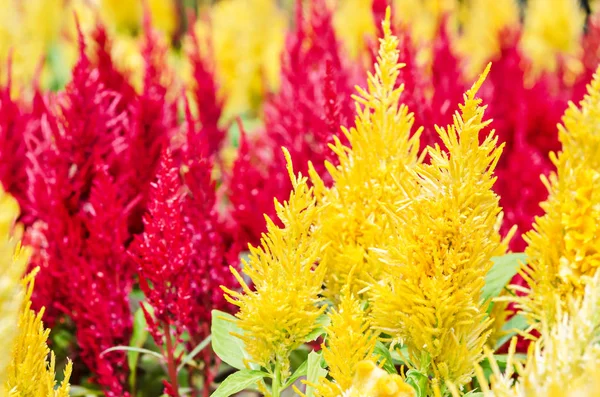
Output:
[
  {"xmin": 521, "ymin": 0, "xmax": 585, "ymax": 75},
  {"xmin": 0, "ymin": 188, "xmax": 28, "ymax": 386},
  {"xmin": 222, "ymin": 149, "xmax": 326, "ymax": 382},
  {"xmin": 513, "ymin": 67, "xmax": 600, "ymax": 329},
  {"xmin": 457, "ymin": 0, "xmax": 520, "ymax": 78},
  {"xmin": 195, "ymin": 0, "xmax": 286, "ymax": 118},
  {"xmin": 5, "ymin": 270, "xmax": 73, "ymax": 397},
  {"xmin": 340, "ymin": 361, "xmax": 415, "ymax": 397},
  {"xmin": 99, "ymin": 0, "xmax": 177, "ymax": 36},
  {"xmin": 316, "ymin": 282, "xmax": 378, "ymax": 397},
  {"xmin": 309, "ymin": 8, "xmax": 422, "ymax": 301},
  {"xmin": 393, "ymin": 0, "xmax": 458, "ymax": 44},
  {"xmin": 0, "ymin": 0, "xmax": 65, "ymax": 91},
  {"xmin": 370, "ymin": 64, "xmax": 509, "ymax": 392},
  {"xmin": 333, "ymin": 0, "xmax": 376, "ymax": 59},
  {"xmin": 466, "ymin": 272, "xmax": 600, "ymax": 397},
  {"xmin": 0, "ymin": 186, "xmax": 71, "ymax": 395}
]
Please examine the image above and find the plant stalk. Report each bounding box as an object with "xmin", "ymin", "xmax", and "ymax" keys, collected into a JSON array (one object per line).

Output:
[
  {"xmin": 164, "ymin": 321, "xmax": 181, "ymax": 397},
  {"xmin": 272, "ymin": 361, "xmax": 282, "ymax": 397}
]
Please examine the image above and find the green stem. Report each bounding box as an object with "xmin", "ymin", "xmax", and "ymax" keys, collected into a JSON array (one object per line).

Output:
[
  {"xmin": 272, "ymin": 362, "xmax": 282, "ymax": 397},
  {"xmin": 163, "ymin": 322, "xmax": 181, "ymax": 397}
]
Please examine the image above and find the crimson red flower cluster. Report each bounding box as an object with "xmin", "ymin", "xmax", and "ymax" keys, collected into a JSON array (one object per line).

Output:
[
  {"xmin": 227, "ymin": 0, "xmax": 357, "ymax": 247},
  {"xmin": 0, "ymin": 16, "xmax": 233, "ymax": 395}
]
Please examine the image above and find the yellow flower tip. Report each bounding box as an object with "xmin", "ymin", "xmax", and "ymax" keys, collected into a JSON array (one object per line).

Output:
[
  {"xmin": 382, "ymin": 6, "xmax": 393, "ymax": 38},
  {"xmin": 347, "ymin": 360, "xmax": 415, "ymax": 397},
  {"xmin": 466, "ymin": 62, "xmax": 491, "ymax": 101},
  {"xmin": 282, "ymin": 146, "xmax": 298, "ymax": 186},
  {"xmin": 356, "ymin": 360, "xmax": 377, "ymax": 379}
]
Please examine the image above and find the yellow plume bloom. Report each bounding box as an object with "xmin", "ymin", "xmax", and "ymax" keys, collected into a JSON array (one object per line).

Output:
[
  {"xmin": 513, "ymin": 67, "xmax": 600, "ymax": 329},
  {"xmin": 340, "ymin": 361, "xmax": 415, "ymax": 397},
  {"xmin": 457, "ymin": 0, "xmax": 520, "ymax": 78},
  {"xmin": 333, "ymin": 0, "xmax": 376, "ymax": 59},
  {"xmin": 466, "ymin": 272, "xmax": 600, "ymax": 397},
  {"xmin": 370, "ymin": 64, "xmax": 509, "ymax": 392},
  {"xmin": 0, "ymin": 187, "xmax": 28, "ymax": 386},
  {"xmin": 0, "ymin": 186, "xmax": 71, "ymax": 395},
  {"xmin": 195, "ymin": 0, "xmax": 286, "ymax": 118},
  {"xmin": 99, "ymin": 0, "xmax": 177, "ymax": 36},
  {"xmin": 0, "ymin": 0, "xmax": 64, "ymax": 91},
  {"xmin": 316, "ymin": 282, "xmax": 378, "ymax": 397},
  {"xmin": 521, "ymin": 0, "xmax": 585, "ymax": 75},
  {"xmin": 222, "ymin": 149, "xmax": 326, "ymax": 381},
  {"xmin": 398, "ymin": 0, "xmax": 458, "ymax": 39},
  {"xmin": 310, "ymin": 8, "xmax": 422, "ymax": 301},
  {"xmin": 5, "ymin": 270, "xmax": 73, "ymax": 397}
]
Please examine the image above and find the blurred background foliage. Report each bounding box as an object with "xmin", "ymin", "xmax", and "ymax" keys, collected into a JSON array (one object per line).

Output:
[{"xmin": 1, "ymin": 0, "xmax": 597, "ymax": 121}]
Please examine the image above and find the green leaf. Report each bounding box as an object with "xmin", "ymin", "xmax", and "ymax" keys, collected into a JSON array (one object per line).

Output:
[
  {"xmin": 177, "ymin": 335, "xmax": 212, "ymax": 372},
  {"xmin": 305, "ymin": 351, "xmax": 327, "ymax": 397},
  {"xmin": 494, "ymin": 314, "xmax": 529, "ymax": 349},
  {"xmin": 283, "ymin": 357, "xmax": 309, "ymax": 389},
  {"xmin": 210, "ymin": 369, "xmax": 268, "ymax": 397},
  {"xmin": 391, "ymin": 346, "xmax": 409, "ymax": 365},
  {"xmin": 463, "ymin": 392, "xmax": 484, "ymax": 397},
  {"xmin": 211, "ymin": 310, "xmax": 255, "ymax": 370},
  {"xmin": 227, "ymin": 117, "xmax": 262, "ymax": 148},
  {"xmin": 483, "ymin": 253, "xmax": 527, "ymax": 307},
  {"xmin": 101, "ymin": 346, "xmax": 164, "ymax": 362},
  {"xmin": 69, "ymin": 385, "xmax": 104, "ymax": 396},
  {"xmin": 303, "ymin": 314, "xmax": 331, "ymax": 342},
  {"xmin": 373, "ymin": 341, "xmax": 397, "ymax": 374},
  {"xmin": 405, "ymin": 369, "xmax": 428, "ymax": 397},
  {"xmin": 492, "ymin": 353, "xmax": 528, "ymax": 365},
  {"xmin": 127, "ymin": 308, "xmax": 149, "ymax": 388}
]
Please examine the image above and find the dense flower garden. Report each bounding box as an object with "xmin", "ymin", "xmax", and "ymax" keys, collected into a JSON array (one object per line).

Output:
[{"xmin": 1, "ymin": 0, "xmax": 600, "ymax": 396}]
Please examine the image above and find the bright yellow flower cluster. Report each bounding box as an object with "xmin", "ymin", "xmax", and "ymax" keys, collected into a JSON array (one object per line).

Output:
[
  {"xmin": 0, "ymin": 0, "xmax": 65, "ymax": 90},
  {"xmin": 309, "ymin": 10, "xmax": 422, "ymax": 300},
  {"xmin": 333, "ymin": 0, "xmax": 376, "ymax": 60},
  {"xmin": 341, "ymin": 361, "xmax": 415, "ymax": 397},
  {"xmin": 0, "ymin": 187, "xmax": 71, "ymax": 396},
  {"xmin": 514, "ymin": 67, "xmax": 600, "ymax": 328},
  {"xmin": 457, "ymin": 0, "xmax": 520, "ymax": 78},
  {"xmin": 194, "ymin": 0, "xmax": 287, "ymax": 118},
  {"xmin": 99, "ymin": 0, "xmax": 177, "ymax": 36},
  {"xmin": 224, "ymin": 9, "xmax": 519, "ymax": 396},
  {"xmin": 0, "ymin": 188, "xmax": 28, "ymax": 386},
  {"xmin": 223, "ymin": 149, "xmax": 326, "ymax": 381},
  {"xmin": 521, "ymin": 0, "xmax": 585, "ymax": 75},
  {"xmin": 466, "ymin": 272, "xmax": 600, "ymax": 397},
  {"xmin": 221, "ymin": 8, "xmax": 524, "ymax": 396},
  {"xmin": 316, "ymin": 282, "xmax": 378, "ymax": 397},
  {"xmin": 5, "ymin": 270, "xmax": 73, "ymax": 397},
  {"xmin": 369, "ymin": 63, "xmax": 510, "ymax": 392},
  {"xmin": 454, "ymin": 67, "xmax": 600, "ymax": 397}
]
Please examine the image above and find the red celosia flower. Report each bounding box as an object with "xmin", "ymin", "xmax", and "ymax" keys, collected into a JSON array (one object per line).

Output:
[
  {"xmin": 228, "ymin": 0, "xmax": 356, "ymax": 247},
  {"xmin": 20, "ymin": 26, "xmax": 134, "ymax": 395},
  {"xmin": 130, "ymin": 149, "xmax": 193, "ymax": 341},
  {"xmin": 70, "ymin": 165, "xmax": 133, "ymax": 395},
  {"xmin": 0, "ymin": 63, "xmax": 31, "ymax": 212},
  {"xmin": 131, "ymin": 145, "xmax": 240, "ymax": 394},
  {"xmin": 124, "ymin": 14, "xmax": 178, "ymax": 235},
  {"xmin": 188, "ymin": 30, "xmax": 227, "ymax": 159},
  {"xmin": 131, "ymin": 98, "xmax": 240, "ymax": 394}
]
